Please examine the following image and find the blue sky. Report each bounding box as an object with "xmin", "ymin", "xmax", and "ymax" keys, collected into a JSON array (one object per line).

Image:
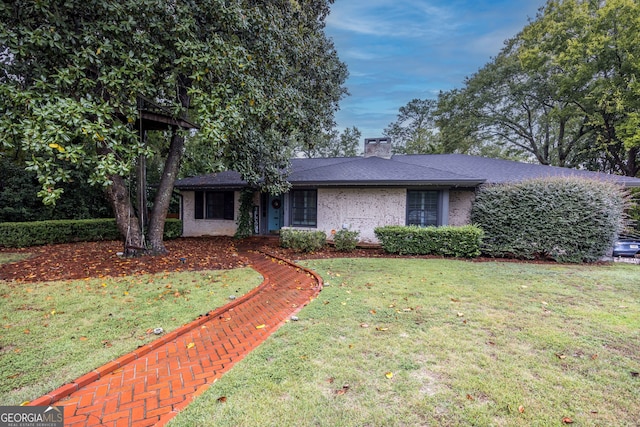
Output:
[{"xmin": 324, "ymin": 0, "xmax": 548, "ymax": 139}]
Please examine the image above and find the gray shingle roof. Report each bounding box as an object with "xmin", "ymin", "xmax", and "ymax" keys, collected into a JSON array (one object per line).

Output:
[
  {"xmin": 394, "ymin": 154, "xmax": 640, "ymax": 186},
  {"xmin": 287, "ymin": 156, "xmax": 482, "ymax": 186},
  {"xmin": 174, "ymin": 154, "xmax": 640, "ymax": 189}
]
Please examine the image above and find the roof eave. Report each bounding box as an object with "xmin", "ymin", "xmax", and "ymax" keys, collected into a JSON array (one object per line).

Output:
[
  {"xmin": 289, "ymin": 179, "xmax": 486, "ymax": 187},
  {"xmin": 175, "ymin": 184, "xmax": 247, "ymax": 191}
]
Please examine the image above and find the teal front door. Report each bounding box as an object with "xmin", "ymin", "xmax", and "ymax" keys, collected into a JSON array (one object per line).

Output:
[{"xmin": 267, "ymin": 195, "xmax": 284, "ymax": 234}]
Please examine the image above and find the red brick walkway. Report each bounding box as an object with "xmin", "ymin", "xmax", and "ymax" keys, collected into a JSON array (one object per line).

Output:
[{"xmin": 28, "ymin": 244, "xmax": 322, "ymax": 426}]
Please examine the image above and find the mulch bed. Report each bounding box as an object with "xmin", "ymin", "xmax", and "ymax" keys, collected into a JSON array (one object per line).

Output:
[
  {"xmin": 0, "ymin": 237, "xmax": 247, "ymax": 283},
  {"xmin": 1, "ymin": 236, "xmax": 562, "ymax": 283}
]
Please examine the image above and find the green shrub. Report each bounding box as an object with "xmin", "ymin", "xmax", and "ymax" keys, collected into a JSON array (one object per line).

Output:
[
  {"xmin": 374, "ymin": 225, "xmax": 483, "ymax": 258},
  {"xmin": 0, "ymin": 218, "xmax": 182, "ymax": 248},
  {"xmin": 470, "ymin": 177, "xmax": 628, "ymax": 263},
  {"xmin": 163, "ymin": 219, "xmax": 183, "ymax": 240},
  {"xmin": 234, "ymin": 189, "xmax": 255, "ymax": 239},
  {"xmin": 280, "ymin": 228, "xmax": 327, "ymax": 253},
  {"xmin": 333, "ymin": 229, "xmax": 360, "ymax": 252}
]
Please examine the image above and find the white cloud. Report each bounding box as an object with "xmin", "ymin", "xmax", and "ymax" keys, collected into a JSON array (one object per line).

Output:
[
  {"xmin": 325, "ymin": 0, "xmax": 548, "ymax": 137},
  {"xmin": 326, "ymin": 0, "xmax": 457, "ymax": 39}
]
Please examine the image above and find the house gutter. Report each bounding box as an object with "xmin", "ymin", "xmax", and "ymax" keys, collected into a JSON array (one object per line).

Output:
[{"xmin": 287, "ymin": 179, "xmax": 486, "ymax": 188}]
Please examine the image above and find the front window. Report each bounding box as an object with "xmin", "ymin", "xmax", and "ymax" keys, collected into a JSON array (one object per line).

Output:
[
  {"xmin": 194, "ymin": 191, "xmax": 234, "ymax": 220},
  {"xmin": 290, "ymin": 189, "xmax": 317, "ymax": 226},
  {"xmin": 407, "ymin": 190, "xmax": 438, "ymax": 226}
]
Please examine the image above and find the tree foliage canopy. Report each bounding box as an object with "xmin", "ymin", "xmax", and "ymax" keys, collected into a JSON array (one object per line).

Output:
[
  {"xmin": 435, "ymin": 0, "xmax": 640, "ymax": 176},
  {"xmin": 0, "ymin": 0, "xmax": 347, "ymax": 252},
  {"xmin": 297, "ymin": 126, "xmax": 361, "ymax": 158},
  {"xmin": 384, "ymin": 98, "xmax": 441, "ymax": 155}
]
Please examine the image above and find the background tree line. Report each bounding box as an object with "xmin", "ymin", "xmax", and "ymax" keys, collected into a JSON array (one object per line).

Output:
[{"xmin": 384, "ymin": 0, "xmax": 640, "ymax": 178}]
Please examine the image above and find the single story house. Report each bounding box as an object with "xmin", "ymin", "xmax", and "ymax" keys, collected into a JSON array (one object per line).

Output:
[{"xmin": 174, "ymin": 138, "xmax": 640, "ymax": 242}]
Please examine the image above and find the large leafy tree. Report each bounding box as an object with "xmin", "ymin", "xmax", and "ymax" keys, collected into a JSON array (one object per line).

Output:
[
  {"xmin": 436, "ymin": 0, "xmax": 640, "ymax": 175},
  {"xmin": 436, "ymin": 37, "xmax": 590, "ymax": 167},
  {"xmin": 0, "ymin": 0, "xmax": 347, "ymax": 254},
  {"xmin": 384, "ymin": 98, "xmax": 441, "ymax": 154},
  {"xmin": 518, "ymin": 0, "xmax": 640, "ymax": 176}
]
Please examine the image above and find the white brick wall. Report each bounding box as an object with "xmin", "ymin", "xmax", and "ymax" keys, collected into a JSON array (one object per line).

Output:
[
  {"xmin": 316, "ymin": 188, "xmax": 406, "ymax": 242},
  {"xmin": 180, "ymin": 191, "xmax": 240, "ymax": 237}
]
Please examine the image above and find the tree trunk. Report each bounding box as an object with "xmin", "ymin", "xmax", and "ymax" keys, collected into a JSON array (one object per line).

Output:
[
  {"xmin": 106, "ymin": 174, "xmax": 145, "ymax": 256},
  {"xmin": 626, "ymin": 146, "xmax": 639, "ymax": 177},
  {"xmin": 147, "ymin": 131, "xmax": 186, "ymax": 255}
]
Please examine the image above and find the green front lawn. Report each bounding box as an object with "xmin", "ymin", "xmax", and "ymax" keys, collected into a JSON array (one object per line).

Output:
[
  {"xmin": 0, "ymin": 268, "xmax": 262, "ymax": 405},
  {"xmin": 169, "ymin": 259, "xmax": 640, "ymax": 427}
]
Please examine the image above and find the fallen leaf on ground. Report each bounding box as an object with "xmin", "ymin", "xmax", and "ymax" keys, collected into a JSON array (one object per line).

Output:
[
  {"xmin": 385, "ymin": 372, "xmax": 393, "ymax": 379},
  {"xmin": 555, "ymin": 353, "xmax": 567, "ymax": 359},
  {"xmin": 217, "ymin": 396, "xmax": 227, "ymax": 403},
  {"xmin": 518, "ymin": 405, "xmax": 525, "ymax": 413},
  {"xmin": 255, "ymin": 324, "xmax": 265, "ymax": 329},
  {"xmin": 562, "ymin": 417, "xmax": 574, "ymax": 424},
  {"xmin": 376, "ymin": 327, "xmax": 389, "ymax": 331},
  {"xmin": 360, "ymin": 323, "xmax": 369, "ymax": 328},
  {"xmin": 334, "ymin": 385, "xmax": 349, "ymax": 395},
  {"xmin": 466, "ymin": 394, "xmax": 474, "ymax": 400},
  {"xmin": 186, "ymin": 342, "xmax": 195, "ymax": 349}
]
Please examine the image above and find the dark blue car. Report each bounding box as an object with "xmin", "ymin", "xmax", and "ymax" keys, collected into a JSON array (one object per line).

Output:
[{"xmin": 613, "ymin": 238, "xmax": 640, "ymax": 257}]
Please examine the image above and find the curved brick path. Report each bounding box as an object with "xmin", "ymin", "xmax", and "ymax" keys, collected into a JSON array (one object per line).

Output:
[{"xmin": 28, "ymin": 242, "xmax": 322, "ymax": 426}]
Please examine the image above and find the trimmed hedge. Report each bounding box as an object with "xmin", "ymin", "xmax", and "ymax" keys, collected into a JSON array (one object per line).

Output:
[
  {"xmin": 280, "ymin": 228, "xmax": 327, "ymax": 253},
  {"xmin": 374, "ymin": 225, "xmax": 483, "ymax": 258},
  {"xmin": 0, "ymin": 218, "xmax": 182, "ymax": 248},
  {"xmin": 470, "ymin": 177, "xmax": 628, "ymax": 263}
]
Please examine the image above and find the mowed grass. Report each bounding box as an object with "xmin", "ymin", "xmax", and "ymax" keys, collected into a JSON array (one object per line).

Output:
[
  {"xmin": 169, "ymin": 258, "xmax": 640, "ymax": 427},
  {"xmin": 0, "ymin": 253, "xmax": 31, "ymax": 264},
  {"xmin": 0, "ymin": 267, "xmax": 262, "ymax": 405}
]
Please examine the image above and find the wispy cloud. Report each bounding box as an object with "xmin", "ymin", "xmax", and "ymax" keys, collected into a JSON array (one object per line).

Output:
[{"xmin": 326, "ymin": 0, "xmax": 547, "ymax": 138}]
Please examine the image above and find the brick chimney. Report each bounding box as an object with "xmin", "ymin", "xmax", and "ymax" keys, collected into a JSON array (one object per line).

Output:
[{"xmin": 364, "ymin": 137, "xmax": 392, "ymax": 159}]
